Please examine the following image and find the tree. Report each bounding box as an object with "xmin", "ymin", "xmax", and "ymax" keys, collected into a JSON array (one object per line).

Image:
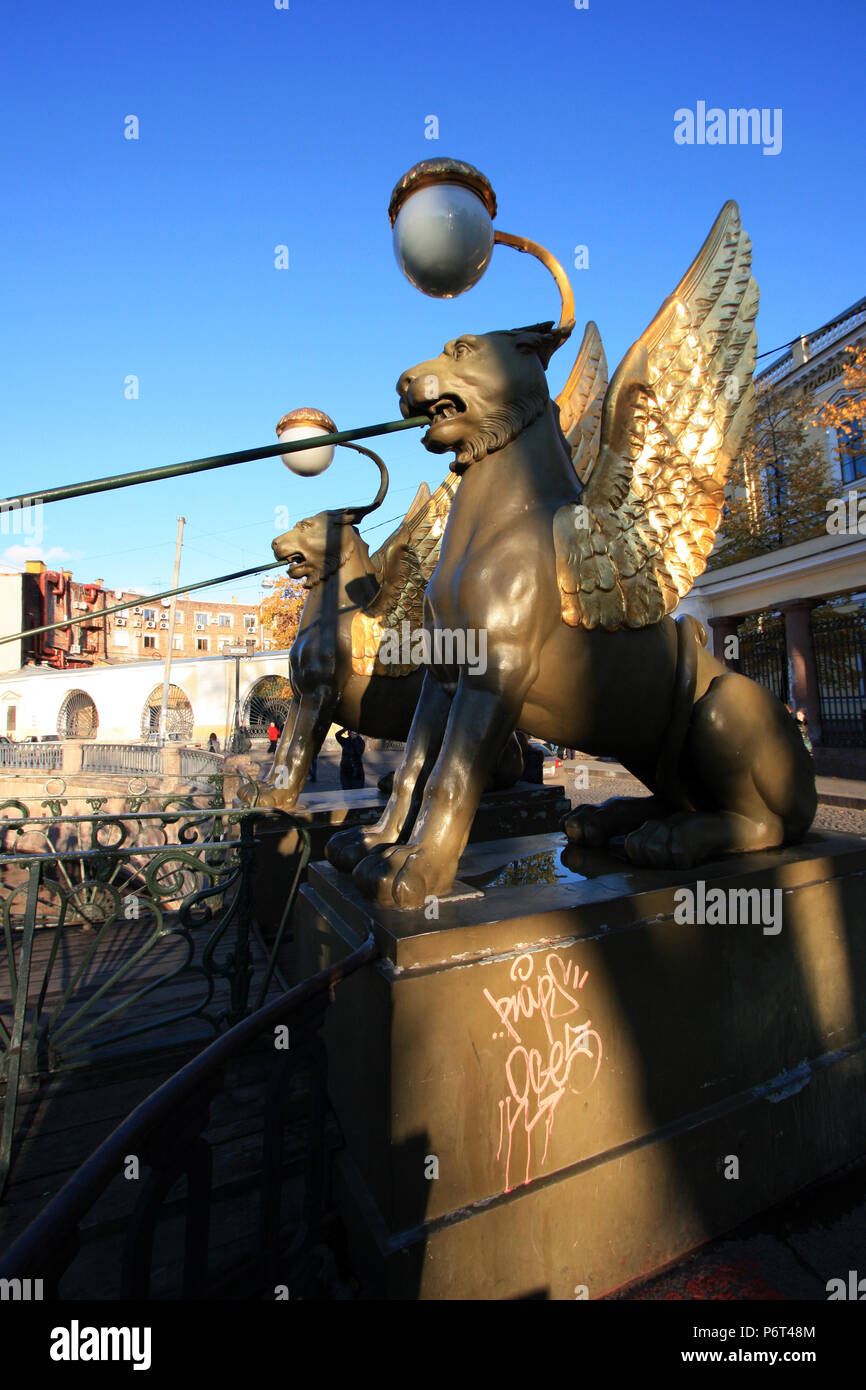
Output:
[
  {"xmin": 257, "ymin": 575, "xmax": 306, "ymax": 650},
  {"xmin": 716, "ymin": 376, "xmax": 832, "ymax": 565},
  {"xmin": 811, "ymin": 345, "xmax": 866, "ymax": 432},
  {"xmin": 809, "ymin": 344, "xmax": 866, "ymax": 482}
]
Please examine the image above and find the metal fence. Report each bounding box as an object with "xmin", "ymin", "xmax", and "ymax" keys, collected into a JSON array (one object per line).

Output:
[
  {"xmin": 736, "ymin": 617, "xmax": 790, "ymax": 707},
  {"xmin": 0, "ymin": 931, "xmax": 376, "ymax": 1299},
  {"xmin": 813, "ymin": 609, "xmax": 866, "ymax": 747},
  {"xmin": 0, "ymin": 797, "xmax": 310, "ymax": 1198}
]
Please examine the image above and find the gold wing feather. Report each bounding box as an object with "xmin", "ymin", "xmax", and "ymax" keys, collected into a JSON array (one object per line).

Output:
[
  {"xmin": 351, "ymin": 475, "xmax": 459, "ymax": 676},
  {"xmin": 554, "ymin": 201, "xmax": 758, "ymax": 630},
  {"xmin": 555, "ymin": 320, "xmax": 608, "ymax": 485}
]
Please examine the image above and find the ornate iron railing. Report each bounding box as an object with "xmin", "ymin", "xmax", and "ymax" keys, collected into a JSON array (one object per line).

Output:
[
  {"xmin": 0, "ymin": 931, "xmax": 376, "ymax": 1299},
  {"xmin": 813, "ymin": 607, "xmax": 866, "ymax": 747},
  {"xmin": 0, "ymin": 800, "xmax": 311, "ymax": 1198}
]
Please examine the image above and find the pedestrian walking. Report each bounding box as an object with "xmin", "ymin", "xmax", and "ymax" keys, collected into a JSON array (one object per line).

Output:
[
  {"xmin": 795, "ymin": 709, "xmax": 814, "ymax": 755},
  {"xmin": 267, "ymin": 719, "xmax": 280, "ymax": 753},
  {"xmin": 336, "ymin": 728, "xmax": 365, "ymax": 790}
]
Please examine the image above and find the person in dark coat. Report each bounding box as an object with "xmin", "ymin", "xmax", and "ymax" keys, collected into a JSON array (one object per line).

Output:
[{"xmin": 336, "ymin": 728, "xmax": 365, "ymax": 790}]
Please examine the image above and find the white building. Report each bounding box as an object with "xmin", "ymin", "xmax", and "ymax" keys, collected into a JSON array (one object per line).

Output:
[{"xmin": 0, "ymin": 650, "xmax": 294, "ymax": 745}]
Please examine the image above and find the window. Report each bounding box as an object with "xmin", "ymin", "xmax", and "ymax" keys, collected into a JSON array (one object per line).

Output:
[
  {"xmin": 839, "ymin": 420, "xmax": 866, "ymax": 485},
  {"xmin": 244, "ymin": 614, "xmax": 256, "ymax": 631},
  {"xmin": 196, "ymin": 637, "xmax": 209, "ymax": 652},
  {"xmin": 114, "ymin": 631, "xmax": 130, "ymax": 649},
  {"xmin": 143, "ymin": 635, "xmax": 157, "ymax": 649},
  {"xmin": 143, "ymin": 608, "xmax": 157, "ymax": 623},
  {"xmin": 174, "ymin": 609, "xmax": 184, "ymax": 624},
  {"xmin": 173, "ymin": 634, "xmax": 183, "ymax": 650},
  {"xmin": 218, "ymin": 613, "xmax": 232, "ymax": 627},
  {"xmin": 194, "ymin": 612, "xmax": 207, "ymax": 630}
]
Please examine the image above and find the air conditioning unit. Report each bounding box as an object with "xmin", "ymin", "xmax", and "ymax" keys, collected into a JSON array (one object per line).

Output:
[
  {"xmin": 70, "ymin": 642, "xmax": 81, "ymax": 655},
  {"xmin": 116, "ymin": 616, "xmax": 127, "ymax": 626},
  {"xmin": 115, "ymin": 590, "xmax": 124, "ymax": 601},
  {"xmin": 133, "ymin": 618, "xmax": 141, "ymax": 628},
  {"xmin": 133, "ymin": 607, "xmax": 142, "ymax": 615},
  {"xmin": 145, "ymin": 620, "xmax": 156, "ymax": 629},
  {"xmin": 73, "ymin": 600, "xmax": 87, "ymax": 610}
]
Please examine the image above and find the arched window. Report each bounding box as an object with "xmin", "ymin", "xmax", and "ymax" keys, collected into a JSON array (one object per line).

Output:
[
  {"xmin": 140, "ymin": 684, "xmax": 194, "ymax": 740},
  {"xmin": 243, "ymin": 676, "xmax": 293, "ymax": 736},
  {"xmin": 57, "ymin": 690, "xmax": 98, "ymax": 739}
]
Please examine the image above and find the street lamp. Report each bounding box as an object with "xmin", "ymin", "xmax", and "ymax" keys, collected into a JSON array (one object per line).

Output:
[
  {"xmin": 224, "ymin": 644, "xmax": 249, "ymax": 753},
  {"xmin": 276, "ymin": 407, "xmax": 338, "ymax": 477},
  {"xmin": 388, "ymin": 157, "xmax": 575, "ymax": 334}
]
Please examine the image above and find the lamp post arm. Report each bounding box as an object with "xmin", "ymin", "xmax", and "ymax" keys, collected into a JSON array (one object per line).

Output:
[{"xmin": 493, "ymin": 230, "xmax": 575, "ymax": 334}]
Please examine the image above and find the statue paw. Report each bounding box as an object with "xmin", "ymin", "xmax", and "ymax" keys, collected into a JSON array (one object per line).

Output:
[
  {"xmin": 326, "ymin": 826, "xmax": 396, "ymax": 873},
  {"xmin": 563, "ymin": 805, "xmax": 610, "ymax": 847},
  {"xmin": 352, "ymin": 844, "xmax": 445, "ymax": 910},
  {"xmin": 624, "ymin": 816, "xmax": 698, "ymax": 869}
]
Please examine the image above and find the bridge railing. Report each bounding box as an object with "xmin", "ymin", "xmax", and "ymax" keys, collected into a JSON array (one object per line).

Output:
[
  {"xmin": 0, "ymin": 930, "xmax": 376, "ymax": 1299},
  {"xmin": 80, "ymin": 742, "xmax": 164, "ymax": 775},
  {"xmin": 0, "ymin": 744, "xmax": 63, "ymax": 770},
  {"xmin": 0, "ymin": 799, "xmax": 311, "ymax": 1199}
]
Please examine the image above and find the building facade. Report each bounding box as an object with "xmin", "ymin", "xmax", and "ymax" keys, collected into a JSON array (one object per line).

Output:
[
  {"xmin": 0, "ymin": 561, "xmax": 268, "ymax": 674},
  {"xmin": 680, "ymin": 295, "xmax": 866, "ymax": 762},
  {"xmin": 0, "ymin": 650, "xmax": 295, "ymax": 745}
]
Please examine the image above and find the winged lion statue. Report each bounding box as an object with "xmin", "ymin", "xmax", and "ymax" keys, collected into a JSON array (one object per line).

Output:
[{"xmin": 326, "ymin": 201, "xmax": 817, "ymax": 907}]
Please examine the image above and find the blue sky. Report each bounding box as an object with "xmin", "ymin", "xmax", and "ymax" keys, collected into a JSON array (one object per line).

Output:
[{"xmin": 1, "ymin": 0, "xmax": 863, "ymax": 603}]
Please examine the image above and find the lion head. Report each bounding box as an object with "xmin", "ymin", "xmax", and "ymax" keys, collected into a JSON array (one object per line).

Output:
[
  {"xmin": 272, "ymin": 512, "xmax": 371, "ymax": 588},
  {"xmin": 396, "ymin": 322, "xmax": 571, "ymax": 471}
]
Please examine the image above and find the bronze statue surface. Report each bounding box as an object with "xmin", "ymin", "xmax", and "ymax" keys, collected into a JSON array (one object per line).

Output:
[
  {"xmin": 326, "ymin": 202, "xmax": 818, "ymax": 907},
  {"xmin": 252, "ymin": 473, "xmax": 521, "ymax": 806}
]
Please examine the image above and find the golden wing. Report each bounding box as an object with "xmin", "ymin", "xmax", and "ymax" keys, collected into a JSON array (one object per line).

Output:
[
  {"xmin": 556, "ymin": 320, "xmax": 608, "ymax": 485},
  {"xmin": 351, "ymin": 474, "xmax": 459, "ymax": 676},
  {"xmin": 554, "ymin": 201, "xmax": 758, "ymax": 630}
]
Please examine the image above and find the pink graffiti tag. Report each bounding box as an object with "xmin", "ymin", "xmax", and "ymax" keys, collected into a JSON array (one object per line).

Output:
[{"xmin": 483, "ymin": 952, "xmax": 603, "ymax": 1192}]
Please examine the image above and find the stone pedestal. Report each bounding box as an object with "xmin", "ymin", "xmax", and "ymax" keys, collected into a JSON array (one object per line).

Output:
[
  {"xmin": 293, "ymin": 829, "xmax": 866, "ymax": 1299},
  {"xmin": 251, "ymin": 783, "xmax": 570, "ymax": 973}
]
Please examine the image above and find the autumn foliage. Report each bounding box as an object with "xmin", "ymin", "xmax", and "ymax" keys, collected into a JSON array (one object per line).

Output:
[{"xmin": 257, "ymin": 575, "xmax": 306, "ymax": 650}]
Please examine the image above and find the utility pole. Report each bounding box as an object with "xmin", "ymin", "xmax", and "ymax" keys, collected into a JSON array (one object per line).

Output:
[{"xmin": 158, "ymin": 517, "xmax": 186, "ymax": 743}]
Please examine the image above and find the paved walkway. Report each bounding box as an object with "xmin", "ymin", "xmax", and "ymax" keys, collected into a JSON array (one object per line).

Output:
[{"xmin": 288, "ymin": 743, "xmax": 866, "ymax": 835}]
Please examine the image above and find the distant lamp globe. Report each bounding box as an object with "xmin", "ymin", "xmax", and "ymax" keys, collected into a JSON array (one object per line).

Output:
[
  {"xmin": 388, "ymin": 158, "xmax": 497, "ymax": 299},
  {"xmin": 276, "ymin": 407, "xmax": 337, "ymax": 477}
]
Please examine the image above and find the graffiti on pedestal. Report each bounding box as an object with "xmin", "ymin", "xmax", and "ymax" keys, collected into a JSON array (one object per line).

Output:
[{"xmin": 483, "ymin": 952, "xmax": 603, "ymax": 1193}]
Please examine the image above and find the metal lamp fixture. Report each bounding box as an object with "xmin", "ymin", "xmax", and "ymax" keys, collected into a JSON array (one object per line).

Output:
[
  {"xmin": 388, "ymin": 157, "xmax": 575, "ymax": 333},
  {"xmin": 276, "ymin": 407, "xmax": 338, "ymax": 477}
]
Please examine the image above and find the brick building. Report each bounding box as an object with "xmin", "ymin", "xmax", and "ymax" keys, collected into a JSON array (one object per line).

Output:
[
  {"xmin": 107, "ymin": 592, "xmax": 264, "ymax": 662},
  {"xmin": 0, "ymin": 561, "xmax": 266, "ymax": 673}
]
